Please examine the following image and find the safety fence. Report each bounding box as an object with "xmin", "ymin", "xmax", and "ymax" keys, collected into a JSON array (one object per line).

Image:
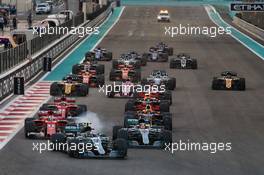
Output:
[{"xmin": 0, "ymin": 3, "xmax": 113, "ymax": 101}]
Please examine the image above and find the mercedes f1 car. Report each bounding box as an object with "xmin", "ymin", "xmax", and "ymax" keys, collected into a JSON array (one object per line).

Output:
[
  {"xmin": 141, "ymin": 70, "xmax": 176, "ymax": 90},
  {"xmin": 63, "ymin": 72, "xmax": 105, "ymax": 88},
  {"xmin": 113, "ymin": 121, "xmax": 172, "ymax": 148},
  {"xmin": 212, "ymin": 71, "xmax": 246, "ymax": 91},
  {"xmin": 170, "ymin": 53, "xmax": 197, "ymax": 69},
  {"xmin": 50, "ymin": 123, "xmax": 127, "ymax": 159},
  {"xmin": 85, "ymin": 48, "xmax": 112, "ymax": 61},
  {"xmin": 50, "ymin": 80, "xmax": 89, "ymax": 97},
  {"xmin": 109, "ymin": 65, "xmax": 141, "ymax": 83},
  {"xmin": 124, "ymin": 111, "xmax": 172, "ymax": 131},
  {"xmin": 125, "ymin": 98, "xmax": 170, "ymax": 112},
  {"xmin": 72, "ymin": 61, "xmax": 105, "ymax": 75}
]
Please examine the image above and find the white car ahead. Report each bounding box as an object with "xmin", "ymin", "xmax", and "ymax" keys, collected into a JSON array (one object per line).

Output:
[
  {"xmin": 36, "ymin": 3, "xmax": 51, "ymax": 14},
  {"xmin": 157, "ymin": 10, "xmax": 170, "ymax": 22}
]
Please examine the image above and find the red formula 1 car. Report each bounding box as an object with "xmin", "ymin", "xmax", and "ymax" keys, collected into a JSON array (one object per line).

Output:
[
  {"xmin": 24, "ymin": 112, "xmax": 69, "ymax": 138},
  {"xmin": 125, "ymin": 98, "xmax": 170, "ymax": 112},
  {"xmin": 109, "ymin": 65, "xmax": 141, "ymax": 83}
]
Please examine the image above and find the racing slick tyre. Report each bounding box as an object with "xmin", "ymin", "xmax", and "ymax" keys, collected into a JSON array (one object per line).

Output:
[
  {"xmin": 113, "ymin": 126, "xmax": 123, "ymax": 140},
  {"xmin": 105, "ymin": 52, "xmax": 113, "ymax": 61},
  {"xmin": 169, "ymin": 59, "xmax": 177, "ymax": 69},
  {"xmin": 160, "ymin": 101, "xmax": 170, "ymax": 112},
  {"xmin": 239, "ymin": 78, "xmax": 246, "ymax": 91},
  {"xmin": 72, "ymin": 64, "xmax": 81, "ymax": 74},
  {"xmin": 162, "ymin": 91, "xmax": 172, "ymax": 105},
  {"xmin": 75, "ymin": 105, "xmax": 87, "ymax": 115},
  {"xmin": 212, "ymin": 78, "xmax": 219, "ymax": 90},
  {"xmin": 160, "ymin": 53, "xmax": 168, "ymax": 62},
  {"xmin": 141, "ymin": 57, "xmax": 147, "ymax": 66},
  {"xmin": 132, "ymin": 71, "xmax": 141, "ymax": 83},
  {"xmin": 76, "ymin": 84, "xmax": 89, "ymax": 96},
  {"xmin": 141, "ymin": 78, "xmax": 148, "ymax": 86},
  {"xmin": 165, "ymin": 47, "xmax": 173, "ymax": 56},
  {"xmin": 85, "ymin": 52, "xmax": 94, "ymax": 61},
  {"xmin": 113, "ymin": 138, "xmax": 128, "ymax": 158},
  {"xmin": 162, "ymin": 130, "xmax": 172, "ymax": 148},
  {"xmin": 191, "ymin": 59, "xmax": 198, "ymax": 69},
  {"xmin": 142, "ymin": 53, "xmax": 150, "ymax": 61},
  {"xmin": 125, "ymin": 100, "xmax": 135, "ymax": 111},
  {"xmin": 24, "ymin": 118, "xmax": 35, "ymax": 138},
  {"xmin": 117, "ymin": 130, "xmax": 129, "ymax": 143},
  {"xmin": 163, "ymin": 114, "xmax": 172, "ymax": 131},
  {"xmin": 68, "ymin": 139, "xmax": 81, "ymax": 158},
  {"xmin": 112, "ymin": 60, "xmax": 119, "ymax": 69},
  {"xmin": 107, "ymin": 85, "xmax": 115, "ymax": 98},
  {"xmin": 134, "ymin": 61, "xmax": 141, "ymax": 69},
  {"xmin": 109, "ymin": 69, "xmax": 117, "ymax": 81},
  {"xmin": 97, "ymin": 75, "xmax": 105, "ymax": 87},
  {"xmin": 50, "ymin": 133, "xmax": 67, "ymax": 151},
  {"xmin": 96, "ymin": 65, "xmax": 105, "ymax": 74},
  {"xmin": 50, "ymin": 82, "xmax": 63, "ymax": 96},
  {"xmin": 167, "ymin": 78, "xmax": 176, "ymax": 90}
]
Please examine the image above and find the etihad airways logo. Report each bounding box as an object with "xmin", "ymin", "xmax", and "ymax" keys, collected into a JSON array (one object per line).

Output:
[{"xmin": 231, "ymin": 3, "xmax": 264, "ymax": 12}]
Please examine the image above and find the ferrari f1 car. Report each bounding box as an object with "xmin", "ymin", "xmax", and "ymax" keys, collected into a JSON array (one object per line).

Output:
[
  {"xmin": 50, "ymin": 123, "xmax": 127, "ymax": 159},
  {"xmin": 72, "ymin": 61, "xmax": 105, "ymax": 75},
  {"xmin": 170, "ymin": 53, "xmax": 197, "ymax": 69},
  {"xmin": 24, "ymin": 113, "xmax": 69, "ymax": 138},
  {"xmin": 124, "ymin": 111, "xmax": 172, "ymax": 131},
  {"xmin": 109, "ymin": 65, "xmax": 141, "ymax": 83},
  {"xmin": 85, "ymin": 48, "xmax": 112, "ymax": 61},
  {"xmin": 141, "ymin": 70, "xmax": 176, "ymax": 90},
  {"xmin": 119, "ymin": 51, "xmax": 147, "ymax": 66},
  {"xmin": 113, "ymin": 120, "xmax": 172, "ymax": 148},
  {"xmin": 38, "ymin": 101, "xmax": 87, "ymax": 118},
  {"xmin": 50, "ymin": 80, "xmax": 89, "ymax": 97},
  {"xmin": 125, "ymin": 98, "xmax": 170, "ymax": 112},
  {"xmin": 212, "ymin": 71, "xmax": 246, "ymax": 91}
]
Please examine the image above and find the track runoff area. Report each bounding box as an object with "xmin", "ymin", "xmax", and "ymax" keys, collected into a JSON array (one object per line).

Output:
[{"xmin": 0, "ymin": 4, "xmax": 264, "ymax": 175}]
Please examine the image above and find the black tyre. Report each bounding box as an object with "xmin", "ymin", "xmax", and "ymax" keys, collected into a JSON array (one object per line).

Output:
[
  {"xmin": 169, "ymin": 59, "xmax": 176, "ymax": 69},
  {"xmin": 76, "ymin": 84, "xmax": 89, "ymax": 96},
  {"xmin": 239, "ymin": 78, "xmax": 246, "ymax": 91},
  {"xmin": 24, "ymin": 118, "xmax": 35, "ymax": 138},
  {"xmin": 132, "ymin": 71, "xmax": 141, "ymax": 83},
  {"xmin": 96, "ymin": 64, "xmax": 105, "ymax": 74},
  {"xmin": 160, "ymin": 101, "xmax": 170, "ymax": 112},
  {"xmin": 109, "ymin": 69, "xmax": 116, "ymax": 81},
  {"xmin": 97, "ymin": 75, "xmax": 105, "ymax": 87},
  {"xmin": 125, "ymin": 100, "xmax": 135, "ymax": 111},
  {"xmin": 72, "ymin": 64, "xmax": 81, "ymax": 74},
  {"xmin": 168, "ymin": 47, "xmax": 173, "ymax": 56},
  {"xmin": 192, "ymin": 60, "xmax": 198, "ymax": 69},
  {"xmin": 141, "ymin": 57, "xmax": 147, "ymax": 66},
  {"xmin": 68, "ymin": 139, "xmax": 81, "ymax": 158},
  {"xmin": 117, "ymin": 129, "xmax": 129, "ymax": 141},
  {"xmin": 163, "ymin": 114, "xmax": 172, "ymax": 131},
  {"xmin": 142, "ymin": 53, "xmax": 150, "ymax": 61},
  {"xmin": 167, "ymin": 78, "xmax": 176, "ymax": 90},
  {"xmin": 112, "ymin": 60, "xmax": 119, "ymax": 69},
  {"xmin": 162, "ymin": 130, "xmax": 172, "ymax": 148},
  {"xmin": 212, "ymin": 78, "xmax": 219, "ymax": 90},
  {"xmin": 162, "ymin": 91, "xmax": 172, "ymax": 105},
  {"xmin": 50, "ymin": 82, "xmax": 62, "ymax": 96},
  {"xmin": 113, "ymin": 138, "xmax": 128, "ymax": 158},
  {"xmin": 106, "ymin": 52, "xmax": 113, "ymax": 61},
  {"xmin": 160, "ymin": 53, "xmax": 168, "ymax": 62},
  {"xmin": 50, "ymin": 133, "xmax": 67, "ymax": 151},
  {"xmin": 141, "ymin": 78, "xmax": 148, "ymax": 86},
  {"xmin": 112, "ymin": 126, "xmax": 123, "ymax": 140}
]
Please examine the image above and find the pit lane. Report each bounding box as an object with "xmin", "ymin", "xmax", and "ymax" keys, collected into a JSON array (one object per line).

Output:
[{"xmin": 0, "ymin": 6, "xmax": 264, "ymax": 175}]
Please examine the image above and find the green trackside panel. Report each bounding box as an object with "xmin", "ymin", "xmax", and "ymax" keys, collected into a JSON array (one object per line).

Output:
[
  {"xmin": 44, "ymin": 7, "xmax": 124, "ymax": 81},
  {"xmin": 207, "ymin": 6, "xmax": 264, "ymax": 60}
]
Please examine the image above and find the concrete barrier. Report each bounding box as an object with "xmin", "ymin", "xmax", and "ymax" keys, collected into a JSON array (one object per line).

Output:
[{"xmin": 233, "ymin": 16, "xmax": 264, "ymax": 41}]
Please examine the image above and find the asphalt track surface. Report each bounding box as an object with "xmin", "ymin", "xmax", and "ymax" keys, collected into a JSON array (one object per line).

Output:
[{"xmin": 1, "ymin": 6, "xmax": 264, "ymax": 175}]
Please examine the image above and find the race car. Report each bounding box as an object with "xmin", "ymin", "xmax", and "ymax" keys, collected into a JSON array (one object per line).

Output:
[
  {"xmin": 38, "ymin": 101, "xmax": 87, "ymax": 118},
  {"xmin": 142, "ymin": 48, "xmax": 168, "ymax": 62},
  {"xmin": 212, "ymin": 71, "xmax": 246, "ymax": 91},
  {"xmin": 72, "ymin": 61, "xmax": 105, "ymax": 75},
  {"xmin": 134, "ymin": 90, "xmax": 172, "ymax": 105},
  {"xmin": 113, "ymin": 56, "xmax": 141, "ymax": 69},
  {"xmin": 141, "ymin": 70, "xmax": 176, "ymax": 90},
  {"xmin": 85, "ymin": 47, "xmax": 112, "ymax": 61},
  {"xmin": 149, "ymin": 42, "xmax": 173, "ymax": 56},
  {"xmin": 119, "ymin": 51, "xmax": 147, "ymax": 66},
  {"xmin": 107, "ymin": 81, "xmax": 136, "ymax": 98},
  {"xmin": 53, "ymin": 96, "xmax": 76, "ymax": 103},
  {"xmin": 113, "ymin": 120, "xmax": 172, "ymax": 148},
  {"xmin": 109, "ymin": 65, "xmax": 141, "ymax": 83},
  {"xmin": 24, "ymin": 112, "xmax": 68, "ymax": 138},
  {"xmin": 50, "ymin": 123, "xmax": 127, "ymax": 159},
  {"xmin": 124, "ymin": 111, "xmax": 172, "ymax": 131},
  {"xmin": 63, "ymin": 72, "xmax": 105, "ymax": 88},
  {"xmin": 170, "ymin": 53, "xmax": 197, "ymax": 69},
  {"xmin": 125, "ymin": 98, "xmax": 170, "ymax": 112},
  {"xmin": 157, "ymin": 10, "xmax": 170, "ymax": 22},
  {"xmin": 50, "ymin": 79, "xmax": 89, "ymax": 97}
]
